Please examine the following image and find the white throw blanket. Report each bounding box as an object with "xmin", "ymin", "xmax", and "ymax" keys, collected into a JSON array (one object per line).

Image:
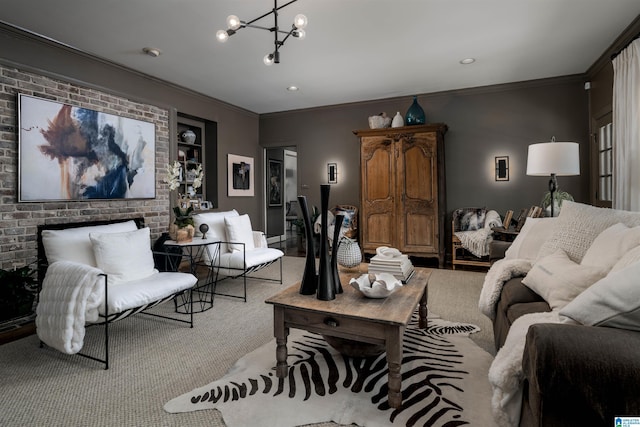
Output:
[
  {"xmin": 488, "ymin": 311, "xmax": 564, "ymax": 426},
  {"xmin": 455, "ymin": 210, "xmax": 503, "ymax": 257},
  {"xmin": 479, "ymin": 259, "xmax": 565, "ymax": 426},
  {"xmin": 36, "ymin": 261, "xmax": 106, "ymax": 354},
  {"xmin": 478, "ymin": 258, "xmax": 532, "ymax": 320}
]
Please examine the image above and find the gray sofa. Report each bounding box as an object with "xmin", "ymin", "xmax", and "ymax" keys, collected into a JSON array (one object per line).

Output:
[{"xmin": 487, "ymin": 201, "xmax": 640, "ymax": 426}]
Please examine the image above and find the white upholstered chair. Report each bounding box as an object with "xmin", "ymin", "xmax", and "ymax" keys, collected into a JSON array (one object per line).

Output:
[
  {"xmin": 37, "ymin": 218, "xmax": 197, "ymax": 369},
  {"xmin": 193, "ymin": 210, "xmax": 284, "ymax": 302}
]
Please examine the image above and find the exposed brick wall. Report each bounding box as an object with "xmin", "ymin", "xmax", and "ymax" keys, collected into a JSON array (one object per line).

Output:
[{"xmin": 0, "ymin": 64, "xmax": 170, "ymax": 270}]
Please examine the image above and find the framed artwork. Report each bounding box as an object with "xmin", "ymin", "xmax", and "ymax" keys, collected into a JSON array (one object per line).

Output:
[
  {"xmin": 228, "ymin": 154, "xmax": 254, "ymax": 197},
  {"xmin": 268, "ymin": 159, "xmax": 282, "ymax": 207},
  {"xmin": 17, "ymin": 94, "xmax": 156, "ymax": 202}
]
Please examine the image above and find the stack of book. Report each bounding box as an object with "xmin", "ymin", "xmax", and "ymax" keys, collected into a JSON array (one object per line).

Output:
[{"xmin": 368, "ymin": 251, "xmax": 415, "ymax": 283}]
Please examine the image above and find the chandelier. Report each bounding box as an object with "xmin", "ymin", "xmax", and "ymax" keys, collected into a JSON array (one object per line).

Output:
[{"xmin": 216, "ymin": 0, "xmax": 308, "ymax": 66}]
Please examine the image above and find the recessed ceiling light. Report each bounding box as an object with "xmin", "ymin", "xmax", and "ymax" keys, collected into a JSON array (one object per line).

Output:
[
  {"xmin": 460, "ymin": 58, "xmax": 475, "ymax": 65},
  {"xmin": 142, "ymin": 47, "xmax": 162, "ymax": 57},
  {"xmin": 287, "ymin": 86, "xmax": 299, "ymax": 92}
]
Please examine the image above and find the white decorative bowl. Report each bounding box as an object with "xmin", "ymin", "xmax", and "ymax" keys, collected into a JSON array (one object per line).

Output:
[
  {"xmin": 350, "ymin": 273, "xmax": 402, "ymax": 298},
  {"xmin": 368, "ymin": 115, "xmax": 392, "ymax": 129}
]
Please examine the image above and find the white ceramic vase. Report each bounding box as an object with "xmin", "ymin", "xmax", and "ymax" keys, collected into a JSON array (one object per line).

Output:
[{"xmin": 391, "ymin": 111, "xmax": 404, "ymax": 128}]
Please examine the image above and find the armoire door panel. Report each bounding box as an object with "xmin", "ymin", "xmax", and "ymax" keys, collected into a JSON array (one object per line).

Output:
[
  {"xmin": 362, "ymin": 139, "xmax": 394, "ymax": 201},
  {"xmin": 399, "ymin": 212, "xmax": 436, "ymax": 253},
  {"xmin": 401, "ymin": 137, "xmax": 436, "ymax": 202},
  {"xmin": 403, "ymin": 147, "xmax": 435, "ymax": 201},
  {"xmin": 363, "ymin": 212, "xmax": 393, "ymax": 248}
]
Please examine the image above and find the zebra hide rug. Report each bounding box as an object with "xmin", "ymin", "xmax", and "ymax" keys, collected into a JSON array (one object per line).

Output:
[{"xmin": 164, "ymin": 313, "xmax": 494, "ymax": 427}]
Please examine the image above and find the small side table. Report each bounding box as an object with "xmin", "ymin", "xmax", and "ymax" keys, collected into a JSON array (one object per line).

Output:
[{"xmin": 164, "ymin": 236, "xmax": 221, "ymax": 314}]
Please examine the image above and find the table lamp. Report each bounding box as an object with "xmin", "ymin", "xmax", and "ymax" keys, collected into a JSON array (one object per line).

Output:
[{"xmin": 526, "ymin": 138, "xmax": 580, "ymax": 217}]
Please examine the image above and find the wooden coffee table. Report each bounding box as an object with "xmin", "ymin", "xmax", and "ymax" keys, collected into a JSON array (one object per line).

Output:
[{"xmin": 265, "ymin": 267, "xmax": 431, "ymax": 409}]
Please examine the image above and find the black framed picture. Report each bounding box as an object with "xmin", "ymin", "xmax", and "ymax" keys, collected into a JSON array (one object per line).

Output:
[
  {"xmin": 18, "ymin": 93, "xmax": 156, "ymax": 201},
  {"xmin": 227, "ymin": 154, "xmax": 254, "ymax": 197},
  {"xmin": 268, "ymin": 159, "xmax": 282, "ymax": 207}
]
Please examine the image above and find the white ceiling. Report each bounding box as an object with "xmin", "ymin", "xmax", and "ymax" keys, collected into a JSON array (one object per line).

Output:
[{"xmin": 1, "ymin": 0, "xmax": 639, "ymax": 114}]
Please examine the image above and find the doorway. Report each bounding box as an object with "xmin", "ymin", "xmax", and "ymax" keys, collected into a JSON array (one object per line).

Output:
[
  {"xmin": 283, "ymin": 149, "xmax": 298, "ymax": 244},
  {"xmin": 264, "ymin": 147, "xmax": 298, "ymax": 252}
]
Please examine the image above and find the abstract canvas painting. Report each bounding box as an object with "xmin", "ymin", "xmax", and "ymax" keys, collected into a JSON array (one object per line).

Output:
[{"xmin": 18, "ymin": 94, "xmax": 156, "ymax": 201}]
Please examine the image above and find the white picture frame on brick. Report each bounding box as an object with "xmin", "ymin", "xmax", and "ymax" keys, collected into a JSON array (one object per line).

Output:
[
  {"xmin": 227, "ymin": 154, "xmax": 254, "ymax": 197},
  {"xmin": 17, "ymin": 94, "xmax": 156, "ymax": 202}
]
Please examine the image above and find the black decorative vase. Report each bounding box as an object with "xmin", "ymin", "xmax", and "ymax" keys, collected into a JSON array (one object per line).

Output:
[
  {"xmin": 331, "ymin": 215, "xmax": 345, "ymax": 294},
  {"xmin": 317, "ymin": 185, "xmax": 335, "ymax": 301},
  {"xmin": 297, "ymin": 196, "xmax": 317, "ymax": 295}
]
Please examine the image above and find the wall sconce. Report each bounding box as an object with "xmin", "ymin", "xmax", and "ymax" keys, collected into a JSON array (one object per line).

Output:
[
  {"xmin": 328, "ymin": 163, "xmax": 338, "ymax": 184},
  {"xmin": 495, "ymin": 156, "xmax": 509, "ymax": 181}
]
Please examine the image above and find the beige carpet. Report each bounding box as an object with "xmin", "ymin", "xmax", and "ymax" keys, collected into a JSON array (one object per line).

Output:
[{"xmin": 0, "ymin": 257, "xmax": 494, "ymax": 427}]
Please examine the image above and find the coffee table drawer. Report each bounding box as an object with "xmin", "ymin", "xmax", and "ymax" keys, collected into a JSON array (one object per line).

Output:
[{"xmin": 284, "ymin": 309, "xmax": 388, "ymax": 341}]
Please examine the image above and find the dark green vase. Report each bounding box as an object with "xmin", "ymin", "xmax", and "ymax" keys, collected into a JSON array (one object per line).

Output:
[{"xmin": 405, "ymin": 96, "xmax": 425, "ymax": 125}]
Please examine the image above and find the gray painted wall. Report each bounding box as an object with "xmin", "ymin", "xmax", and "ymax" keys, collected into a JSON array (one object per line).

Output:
[{"xmin": 260, "ymin": 76, "xmax": 589, "ymax": 229}]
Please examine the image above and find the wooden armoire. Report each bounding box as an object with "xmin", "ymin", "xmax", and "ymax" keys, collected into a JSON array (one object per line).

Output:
[{"xmin": 353, "ymin": 124, "xmax": 448, "ymax": 267}]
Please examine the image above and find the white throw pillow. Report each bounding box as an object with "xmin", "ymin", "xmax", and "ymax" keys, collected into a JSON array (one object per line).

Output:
[
  {"xmin": 90, "ymin": 227, "xmax": 157, "ymax": 285},
  {"xmin": 611, "ymin": 245, "xmax": 640, "ymax": 273},
  {"xmin": 504, "ymin": 217, "xmax": 558, "ymax": 261},
  {"xmin": 42, "ymin": 220, "xmax": 138, "ymax": 266},
  {"xmin": 560, "ymin": 261, "xmax": 640, "ymax": 331},
  {"xmin": 581, "ymin": 223, "xmax": 640, "ymax": 271},
  {"xmin": 225, "ymin": 214, "xmax": 255, "ymax": 253},
  {"xmin": 537, "ymin": 201, "xmax": 640, "ymax": 263},
  {"xmin": 193, "ymin": 210, "xmax": 238, "ymax": 253},
  {"xmin": 522, "ymin": 249, "xmax": 608, "ymax": 310}
]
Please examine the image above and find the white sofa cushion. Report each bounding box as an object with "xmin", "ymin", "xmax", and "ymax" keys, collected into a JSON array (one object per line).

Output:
[
  {"xmin": 214, "ymin": 247, "xmax": 284, "ymax": 276},
  {"xmin": 560, "ymin": 261, "xmax": 640, "ymax": 331},
  {"xmin": 611, "ymin": 245, "xmax": 640, "ymax": 273},
  {"xmin": 253, "ymin": 231, "xmax": 268, "ymax": 248},
  {"xmin": 193, "ymin": 210, "xmax": 238, "ymax": 253},
  {"xmin": 537, "ymin": 201, "xmax": 640, "ymax": 263},
  {"xmin": 90, "ymin": 227, "xmax": 157, "ymax": 286},
  {"xmin": 99, "ymin": 271, "xmax": 197, "ymax": 316},
  {"xmin": 42, "ymin": 220, "xmax": 138, "ymax": 266},
  {"xmin": 225, "ymin": 214, "xmax": 255, "ymax": 253},
  {"xmin": 504, "ymin": 217, "xmax": 558, "ymax": 261},
  {"xmin": 522, "ymin": 249, "xmax": 608, "ymax": 310},
  {"xmin": 580, "ymin": 223, "xmax": 640, "ymax": 271}
]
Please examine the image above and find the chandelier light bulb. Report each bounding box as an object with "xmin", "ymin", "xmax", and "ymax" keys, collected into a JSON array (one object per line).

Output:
[
  {"xmin": 226, "ymin": 15, "xmax": 241, "ymax": 30},
  {"xmin": 216, "ymin": 30, "xmax": 229, "ymax": 42},
  {"xmin": 263, "ymin": 54, "xmax": 275, "ymax": 66},
  {"xmin": 294, "ymin": 28, "xmax": 306, "ymax": 40},
  {"xmin": 293, "ymin": 14, "xmax": 307, "ymax": 29}
]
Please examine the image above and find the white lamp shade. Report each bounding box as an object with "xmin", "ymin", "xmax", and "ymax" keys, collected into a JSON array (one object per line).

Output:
[{"xmin": 526, "ymin": 142, "xmax": 580, "ymax": 176}]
